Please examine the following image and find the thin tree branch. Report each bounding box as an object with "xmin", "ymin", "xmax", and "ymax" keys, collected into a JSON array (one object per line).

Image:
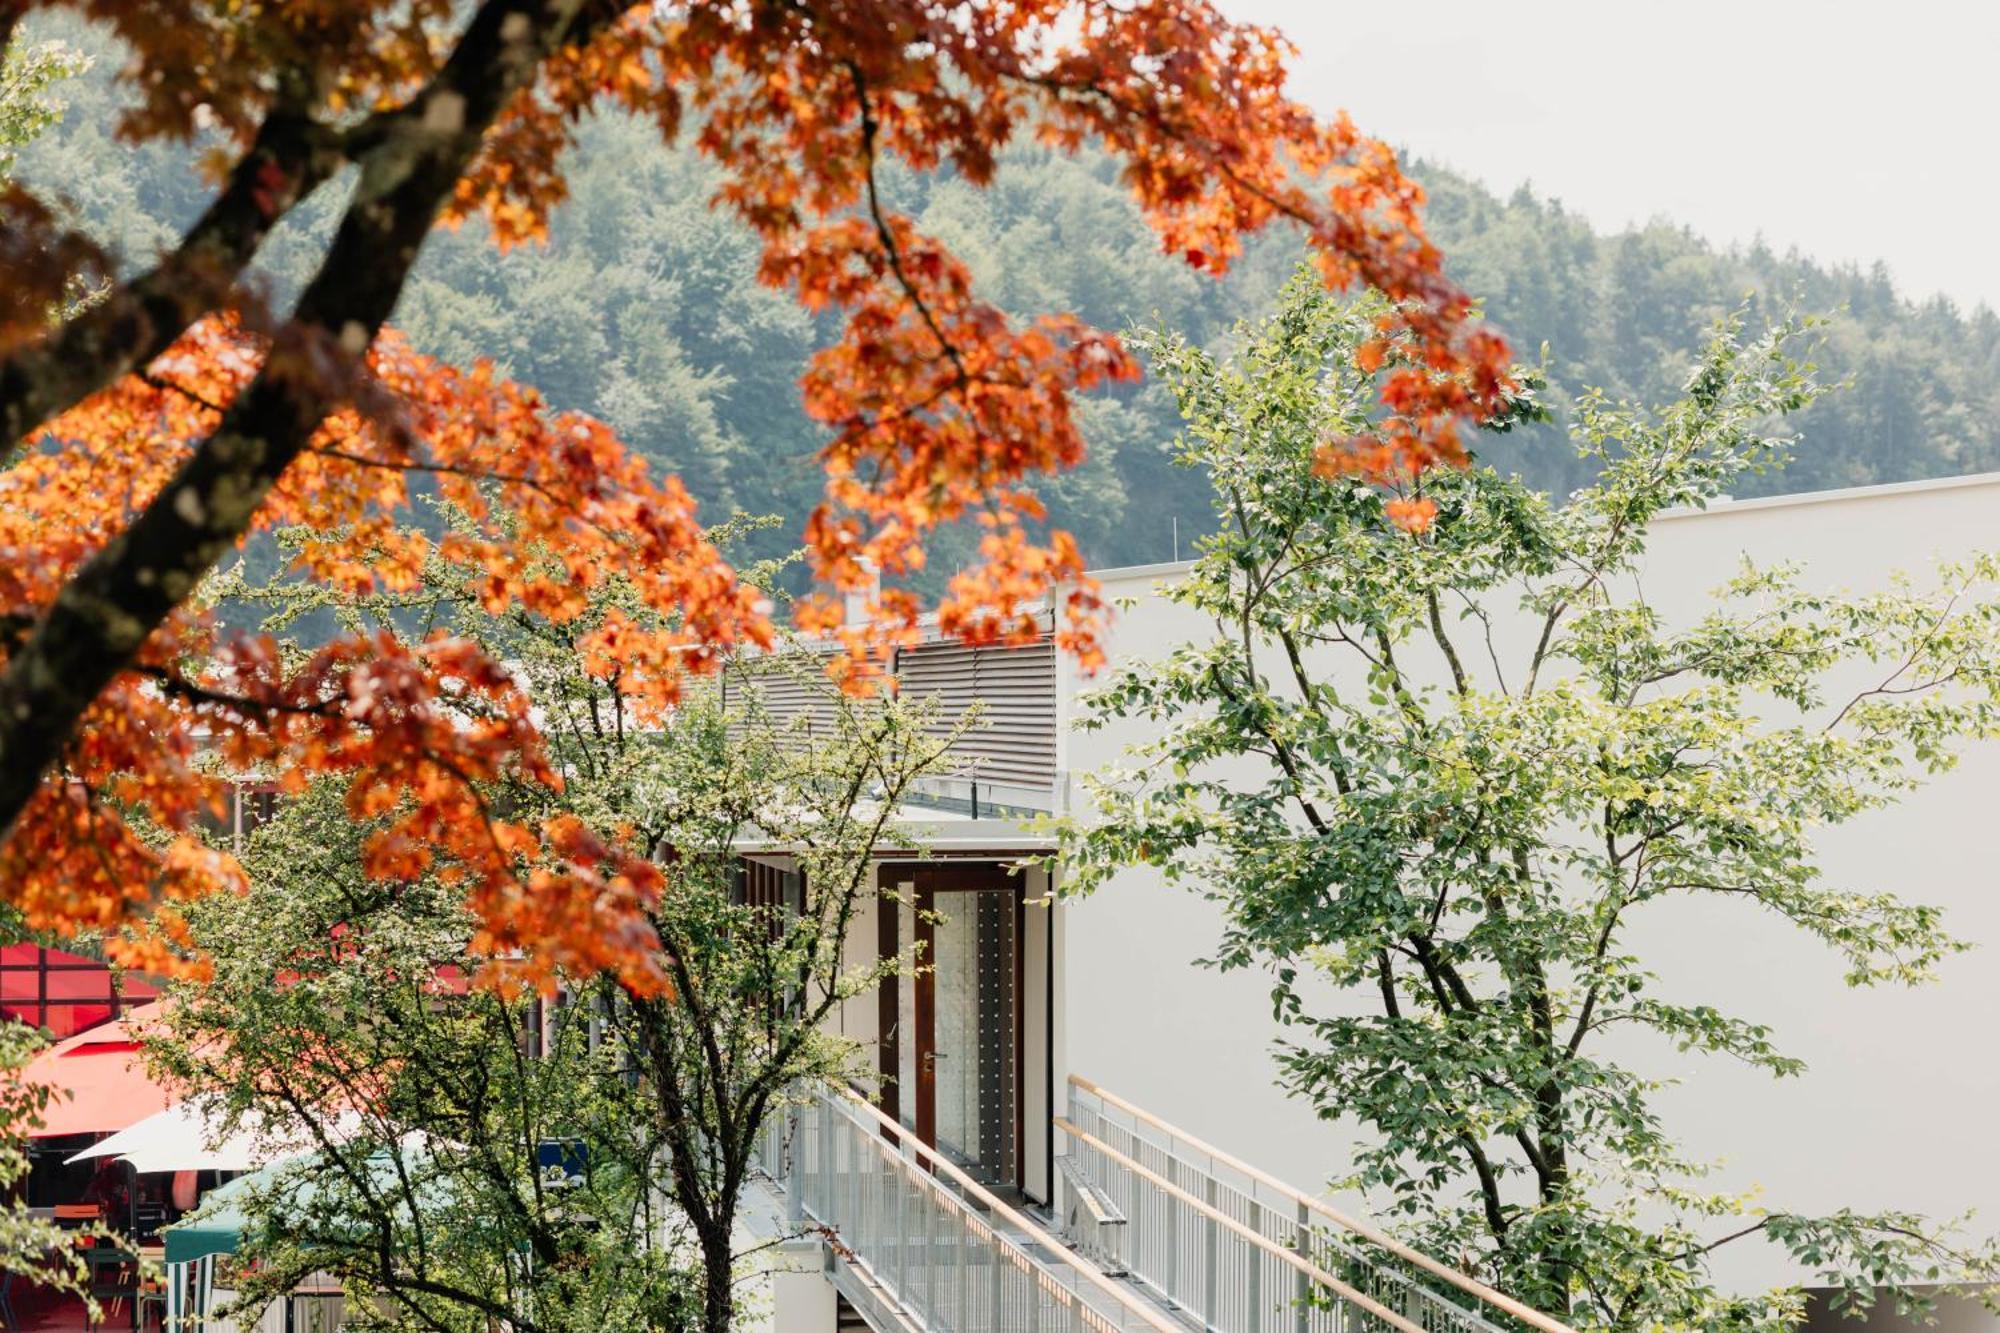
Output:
[{"xmin": 0, "ymin": 0, "xmax": 612, "ymax": 841}]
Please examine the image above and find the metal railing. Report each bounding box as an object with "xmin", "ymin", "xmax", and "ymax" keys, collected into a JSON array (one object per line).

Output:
[
  {"xmin": 1059, "ymin": 1077, "xmax": 1576, "ymax": 1333},
  {"xmin": 757, "ymin": 1084, "xmax": 1183, "ymax": 1333}
]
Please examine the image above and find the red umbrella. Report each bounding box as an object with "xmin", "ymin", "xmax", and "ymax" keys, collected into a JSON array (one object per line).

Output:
[{"xmin": 19, "ymin": 1000, "xmax": 176, "ymax": 1138}]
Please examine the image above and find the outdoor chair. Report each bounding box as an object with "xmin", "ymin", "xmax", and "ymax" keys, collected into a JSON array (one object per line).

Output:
[
  {"xmin": 132, "ymin": 1202, "xmax": 169, "ymax": 1241},
  {"xmin": 85, "ymin": 1242, "xmax": 138, "ymax": 1330},
  {"xmin": 54, "ymin": 1202, "xmax": 101, "ymax": 1229}
]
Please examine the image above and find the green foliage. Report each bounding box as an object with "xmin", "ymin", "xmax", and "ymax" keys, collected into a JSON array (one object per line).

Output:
[
  {"xmin": 1060, "ymin": 272, "xmax": 2000, "ymax": 1326},
  {"xmin": 565, "ymin": 674, "xmax": 957, "ymax": 1333},
  {"xmin": 189, "ymin": 512, "xmax": 956, "ymax": 1332},
  {"xmin": 0, "ymin": 32, "xmax": 85, "ymax": 178},
  {"xmin": 19, "ymin": 15, "xmax": 1998, "ymax": 585},
  {"xmin": 405, "ymin": 523, "xmax": 961, "ymax": 1333},
  {"xmin": 157, "ymin": 780, "xmax": 704, "ymax": 1333},
  {"xmin": 0, "ymin": 1024, "xmax": 92, "ymax": 1307},
  {"xmin": 1422, "ymin": 178, "xmax": 2000, "ymax": 504}
]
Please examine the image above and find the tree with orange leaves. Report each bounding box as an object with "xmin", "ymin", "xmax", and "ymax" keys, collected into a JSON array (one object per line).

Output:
[
  {"xmin": 0, "ymin": 0, "xmax": 1508, "ymax": 987},
  {"xmin": 172, "ymin": 509, "xmax": 967, "ymax": 1333}
]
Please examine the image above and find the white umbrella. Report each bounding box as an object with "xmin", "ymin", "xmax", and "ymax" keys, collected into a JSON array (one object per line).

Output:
[{"xmin": 66, "ymin": 1102, "xmax": 294, "ymax": 1174}]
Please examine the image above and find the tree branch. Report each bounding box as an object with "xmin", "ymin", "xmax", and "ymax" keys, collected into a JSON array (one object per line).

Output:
[
  {"xmin": 0, "ymin": 103, "xmax": 347, "ymax": 457},
  {"xmin": 1426, "ymin": 588, "xmax": 1470, "ymax": 696},
  {"xmin": 0, "ymin": 0, "xmax": 610, "ymax": 841}
]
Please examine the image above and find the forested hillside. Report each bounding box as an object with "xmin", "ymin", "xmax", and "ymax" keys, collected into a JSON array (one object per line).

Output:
[{"xmin": 22, "ymin": 17, "xmax": 2000, "ymax": 574}]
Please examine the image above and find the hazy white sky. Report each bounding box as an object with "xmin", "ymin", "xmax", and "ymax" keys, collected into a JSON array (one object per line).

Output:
[{"xmin": 1217, "ymin": 1, "xmax": 1999, "ymax": 313}]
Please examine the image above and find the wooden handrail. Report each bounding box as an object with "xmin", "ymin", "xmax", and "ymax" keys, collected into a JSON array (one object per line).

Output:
[
  {"xmin": 1067, "ymin": 1076, "xmax": 1577, "ymax": 1333},
  {"xmin": 1056, "ymin": 1117, "xmax": 1427, "ymax": 1333},
  {"xmin": 819, "ymin": 1086, "xmax": 1184, "ymax": 1333}
]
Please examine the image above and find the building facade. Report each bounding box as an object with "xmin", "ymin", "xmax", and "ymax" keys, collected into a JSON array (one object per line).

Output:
[{"xmin": 750, "ymin": 472, "xmax": 2000, "ymax": 1332}]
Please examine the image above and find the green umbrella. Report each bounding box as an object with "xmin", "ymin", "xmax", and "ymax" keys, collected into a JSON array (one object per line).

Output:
[
  {"xmin": 161, "ymin": 1142, "xmax": 445, "ymax": 1265},
  {"xmin": 162, "ymin": 1165, "xmax": 269, "ymax": 1263}
]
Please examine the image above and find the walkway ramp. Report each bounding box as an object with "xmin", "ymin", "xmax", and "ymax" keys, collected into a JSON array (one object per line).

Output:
[
  {"xmin": 764, "ymin": 1086, "xmax": 1176, "ymax": 1333},
  {"xmin": 760, "ymin": 1080, "xmax": 1574, "ymax": 1333},
  {"xmin": 1059, "ymin": 1077, "xmax": 1572, "ymax": 1333}
]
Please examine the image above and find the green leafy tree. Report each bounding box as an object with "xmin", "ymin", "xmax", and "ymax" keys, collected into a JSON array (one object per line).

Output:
[
  {"xmin": 1062, "ymin": 274, "xmax": 2000, "ymax": 1327},
  {"xmin": 198, "ymin": 513, "xmax": 958, "ymax": 1333},
  {"xmin": 1, "ymin": 1023, "xmax": 92, "ymax": 1311},
  {"xmin": 575, "ymin": 676, "xmax": 956, "ymax": 1333},
  {"xmin": 460, "ymin": 549, "xmax": 960, "ymax": 1333},
  {"xmin": 157, "ymin": 782, "xmax": 704, "ymax": 1333},
  {"xmin": 0, "ymin": 31, "xmax": 84, "ymax": 178}
]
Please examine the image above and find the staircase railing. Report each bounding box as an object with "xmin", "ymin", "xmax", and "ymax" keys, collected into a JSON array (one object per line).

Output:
[
  {"xmin": 759, "ymin": 1083, "xmax": 1183, "ymax": 1333},
  {"xmin": 1059, "ymin": 1077, "xmax": 1576, "ymax": 1333}
]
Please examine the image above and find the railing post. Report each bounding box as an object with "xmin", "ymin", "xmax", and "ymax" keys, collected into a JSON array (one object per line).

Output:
[
  {"xmin": 990, "ymin": 1230, "xmax": 1004, "ymax": 1333},
  {"xmin": 958, "ymin": 1214, "xmax": 972, "ymax": 1333},
  {"xmin": 1247, "ymin": 1230, "xmax": 1261, "ymax": 1332},
  {"xmin": 1203, "ymin": 1174, "xmax": 1219, "ymax": 1332},
  {"xmin": 922, "ymin": 1169, "xmax": 937, "ymax": 1324},
  {"xmin": 1293, "ymin": 1200, "xmax": 1311, "ymax": 1333},
  {"xmin": 1124, "ymin": 1152, "xmax": 1140, "ymax": 1287},
  {"xmin": 896, "ymin": 1150, "xmax": 910, "ymax": 1298},
  {"xmin": 843, "ymin": 1112, "xmax": 856, "ymax": 1243},
  {"xmin": 787, "ymin": 1102, "xmax": 805, "ymax": 1224},
  {"xmin": 819, "ymin": 1093, "xmax": 835, "ymax": 1223}
]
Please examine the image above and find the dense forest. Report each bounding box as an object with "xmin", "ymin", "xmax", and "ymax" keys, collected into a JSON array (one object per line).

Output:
[{"xmin": 20, "ymin": 17, "xmax": 2000, "ymax": 574}]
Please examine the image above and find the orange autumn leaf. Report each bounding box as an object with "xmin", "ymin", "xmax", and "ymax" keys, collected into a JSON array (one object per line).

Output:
[
  {"xmin": 1384, "ymin": 496, "xmax": 1439, "ymax": 533},
  {"xmin": 0, "ymin": 0, "xmax": 1512, "ymax": 990},
  {"xmin": 0, "ymin": 319, "xmax": 767, "ymax": 992}
]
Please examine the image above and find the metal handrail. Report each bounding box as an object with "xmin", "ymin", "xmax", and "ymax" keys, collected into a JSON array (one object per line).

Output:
[
  {"xmin": 760, "ymin": 1082, "xmax": 1183, "ymax": 1333},
  {"xmin": 1065, "ymin": 1076, "xmax": 1577, "ymax": 1333},
  {"xmin": 1057, "ymin": 1117, "xmax": 1425, "ymax": 1333},
  {"xmin": 837, "ymin": 1088, "xmax": 1182, "ymax": 1331}
]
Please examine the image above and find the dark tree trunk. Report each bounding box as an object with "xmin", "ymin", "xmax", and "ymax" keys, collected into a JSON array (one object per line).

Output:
[
  {"xmin": 0, "ymin": 0, "xmax": 614, "ymax": 840},
  {"xmin": 696, "ymin": 1218, "xmax": 735, "ymax": 1333}
]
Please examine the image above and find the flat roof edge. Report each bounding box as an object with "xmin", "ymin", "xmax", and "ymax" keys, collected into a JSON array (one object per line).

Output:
[
  {"xmin": 1084, "ymin": 473, "xmax": 2000, "ymax": 583},
  {"xmin": 1087, "ymin": 558, "xmax": 1197, "ymax": 583},
  {"xmin": 1652, "ymin": 469, "xmax": 2000, "ymax": 522}
]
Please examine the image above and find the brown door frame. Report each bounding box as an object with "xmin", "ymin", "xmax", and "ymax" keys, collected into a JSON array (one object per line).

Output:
[
  {"xmin": 876, "ymin": 862, "xmax": 901, "ymax": 1129},
  {"xmin": 875, "ymin": 861, "xmax": 1022, "ymax": 1178}
]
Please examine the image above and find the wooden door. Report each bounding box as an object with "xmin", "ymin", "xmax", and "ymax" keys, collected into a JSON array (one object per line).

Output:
[{"xmin": 876, "ymin": 861, "xmax": 1021, "ymax": 1188}]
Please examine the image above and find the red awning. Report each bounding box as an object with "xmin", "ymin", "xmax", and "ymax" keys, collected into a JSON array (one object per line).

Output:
[{"xmin": 20, "ymin": 1000, "xmax": 176, "ymax": 1138}]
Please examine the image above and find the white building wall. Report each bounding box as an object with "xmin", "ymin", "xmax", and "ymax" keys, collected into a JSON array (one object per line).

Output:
[
  {"xmin": 830, "ymin": 878, "xmax": 880, "ymax": 1058},
  {"xmin": 1055, "ymin": 473, "xmax": 2000, "ymax": 1294},
  {"xmin": 1022, "ymin": 864, "xmax": 1053, "ymax": 1203}
]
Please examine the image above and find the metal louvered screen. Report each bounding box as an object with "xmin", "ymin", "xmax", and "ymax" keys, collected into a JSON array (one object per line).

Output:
[
  {"xmin": 898, "ymin": 637, "xmax": 1057, "ymax": 789},
  {"xmin": 722, "ymin": 652, "xmax": 841, "ymax": 741},
  {"xmin": 724, "ymin": 635, "xmax": 1059, "ymax": 795}
]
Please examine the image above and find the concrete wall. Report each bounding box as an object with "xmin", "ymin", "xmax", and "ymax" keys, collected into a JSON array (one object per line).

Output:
[{"xmin": 1053, "ymin": 474, "xmax": 2000, "ymax": 1297}]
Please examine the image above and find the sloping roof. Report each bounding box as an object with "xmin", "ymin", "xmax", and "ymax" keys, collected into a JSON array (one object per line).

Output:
[{"xmin": 19, "ymin": 999, "xmax": 176, "ymax": 1138}]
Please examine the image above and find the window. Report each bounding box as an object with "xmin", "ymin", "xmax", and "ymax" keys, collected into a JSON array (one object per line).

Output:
[
  {"xmin": 0, "ymin": 944, "xmax": 159, "ymax": 1039},
  {"xmin": 192, "ymin": 780, "xmax": 285, "ymax": 851}
]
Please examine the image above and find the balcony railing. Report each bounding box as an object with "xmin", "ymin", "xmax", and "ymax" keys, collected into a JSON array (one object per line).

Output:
[
  {"xmin": 1058, "ymin": 1077, "xmax": 1575, "ymax": 1333},
  {"xmin": 760, "ymin": 1084, "xmax": 1182, "ymax": 1333}
]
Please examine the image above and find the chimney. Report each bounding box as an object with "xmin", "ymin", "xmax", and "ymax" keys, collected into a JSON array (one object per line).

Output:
[{"xmin": 843, "ymin": 557, "xmax": 880, "ymax": 629}]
